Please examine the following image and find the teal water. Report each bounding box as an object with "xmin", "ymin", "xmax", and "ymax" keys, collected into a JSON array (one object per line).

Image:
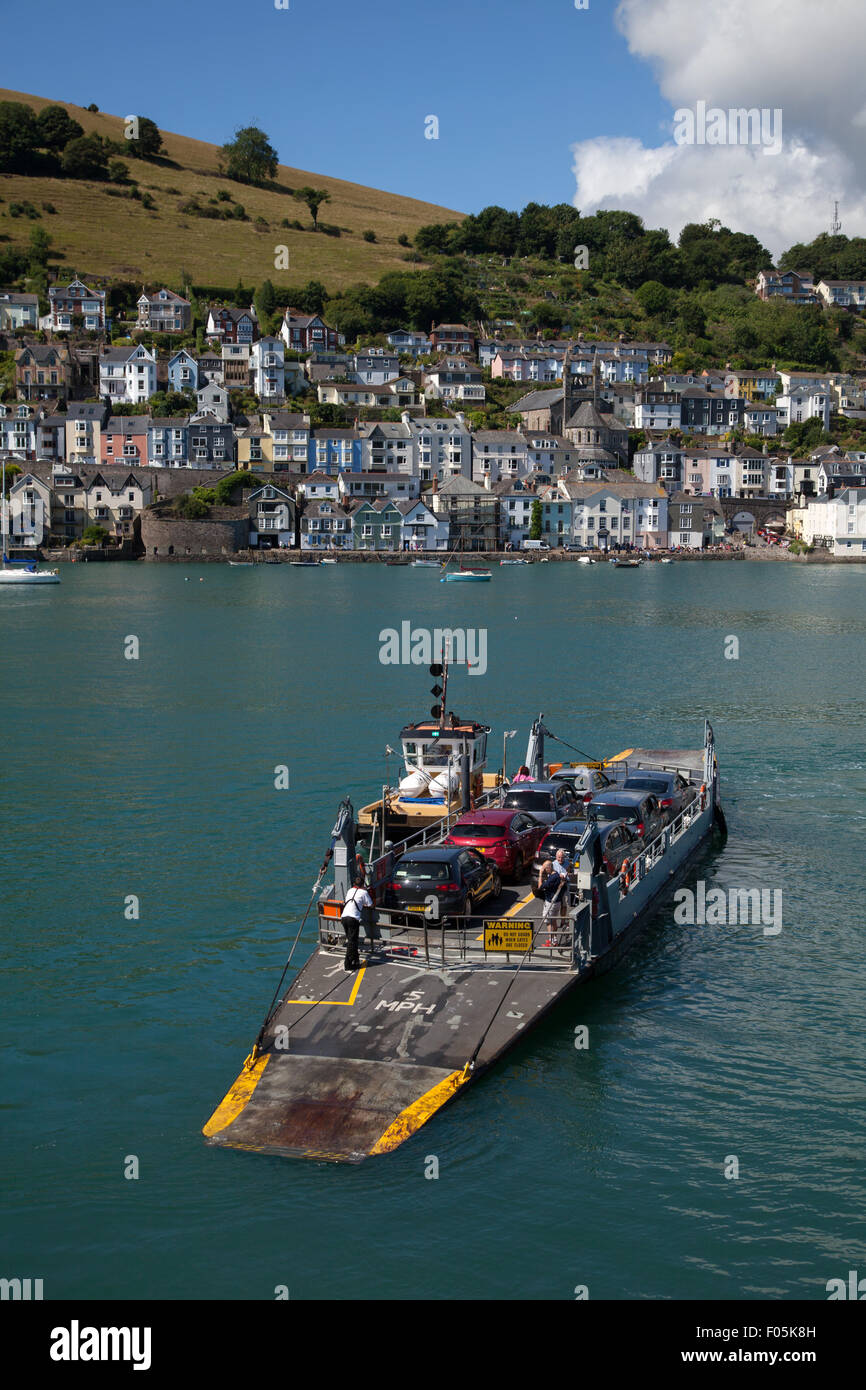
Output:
[{"xmin": 1, "ymin": 561, "xmax": 865, "ymax": 1301}]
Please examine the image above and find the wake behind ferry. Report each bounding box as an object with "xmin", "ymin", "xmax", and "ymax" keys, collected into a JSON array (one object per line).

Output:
[{"xmin": 203, "ymin": 681, "xmax": 726, "ymax": 1162}]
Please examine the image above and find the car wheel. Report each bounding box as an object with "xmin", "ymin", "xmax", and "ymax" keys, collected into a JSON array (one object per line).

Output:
[{"xmin": 491, "ymin": 871, "xmax": 502, "ymax": 898}]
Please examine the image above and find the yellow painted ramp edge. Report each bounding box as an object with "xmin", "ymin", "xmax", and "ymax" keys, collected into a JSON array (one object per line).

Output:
[
  {"xmin": 369, "ymin": 1069, "xmax": 469, "ymax": 1155},
  {"xmin": 202, "ymin": 1054, "xmax": 270, "ymax": 1138}
]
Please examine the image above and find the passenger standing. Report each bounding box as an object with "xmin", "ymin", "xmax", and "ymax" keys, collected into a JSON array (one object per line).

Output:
[{"xmin": 341, "ymin": 874, "xmax": 373, "ymax": 971}]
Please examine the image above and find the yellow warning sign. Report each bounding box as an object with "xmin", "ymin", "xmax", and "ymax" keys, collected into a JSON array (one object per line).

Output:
[{"xmin": 484, "ymin": 920, "xmax": 533, "ymax": 953}]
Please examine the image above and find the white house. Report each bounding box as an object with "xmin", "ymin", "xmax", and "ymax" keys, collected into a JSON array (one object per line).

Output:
[
  {"xmin": 386, "ymin": 329, "xmax": 432, "ymax": 357},
  {"xmin": 395, "ymin": 497, "xmax": 449, "ymax": 551},
  {"xmin": 799, "ymin": 487, "xmax": 866, "ymax": 554},
  {"xmin": 471, "ymin": 430, "xmax": 529, "ymax": 485},
  {"xmin": 775, "ymin": 386, "xmax": 831, "ymax": 432},
  {"xmin": 248, "ymin": 484, "xmax": 295, "ymax": 549},
  {"xmin": 49, "ymin": 278, "xmax": 106, "ymax": 333},
  {"xmin": 409, "ymin": 414, "xmax": 472, "ymax": 480},
  {"xmin": 249, "ymin": 338, "xmax": 285, "ymax": 402},
  {"xmin": 816, "ymin": 280, "xmax": 866, "ymax": 310},
  {"xmin": 99, "ymin": 344, "xmax": 157, "ymax": 404}
]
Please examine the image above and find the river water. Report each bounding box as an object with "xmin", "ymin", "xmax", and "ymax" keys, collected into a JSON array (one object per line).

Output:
[{"xmin": 1, "ymin": 560, "xmax": 864, "ymax": 1300}]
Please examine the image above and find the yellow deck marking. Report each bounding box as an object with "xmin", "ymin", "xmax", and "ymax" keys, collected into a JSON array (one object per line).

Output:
[
  {"xmin": 288, "ymin": 965, "xmax": 366, "ymax": 1007},
  {"xmin": 202, "ymin": 1054, "xmax": 270, "ymax": 1138},
  {"xmin": 369, "ymin": 1070, "xmax": 468, "ymax": 1155},
  {"xmin": 607, "ymin": 748, "xmax": 633, "ymax": 762}
]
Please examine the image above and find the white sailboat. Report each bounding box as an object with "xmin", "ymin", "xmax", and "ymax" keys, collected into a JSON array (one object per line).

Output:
[{"xmin": 0, "ymin": 459, "xmax": 60, "ymax": 585}]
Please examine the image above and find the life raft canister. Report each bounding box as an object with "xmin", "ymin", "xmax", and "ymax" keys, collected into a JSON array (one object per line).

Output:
[{"xmin": 620, "ymin": 860, "xmax": 631, "ymax": 892}]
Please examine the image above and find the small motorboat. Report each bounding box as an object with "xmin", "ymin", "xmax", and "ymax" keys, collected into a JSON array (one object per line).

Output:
[
  {"xmin": 411, "ymin": 560, "xmax": 442, "ymax": 568},
  {"xmin": 577, "ymin": 556, "xmax": 594, "ymax": 565},
  {"xmin": 320, "ymin": 557, "xmax": 338, "ymax": 564},
  {"xmin": 441, "ymin": 569, "xmax": 492, "ymax": 582},
  {"xmin": 500, "ymin": 558, "xmax": 528, "ymax": 566},
  {"xmin": 228, "ymin": 561, "xmax": 255, "ymax": 567},
  {"xmin": 291, "ymin": 559, "xmax": 321, "ymax": 567},
  {"xmin": 614, "ymin": 559, "xmax": 642, "ymax": 568},
  {"xmin": 659, "ymin": 557, "xmax": 673, "ymax": 564}
]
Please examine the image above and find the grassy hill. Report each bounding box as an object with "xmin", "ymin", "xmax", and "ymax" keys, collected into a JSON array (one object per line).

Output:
[{"xmin": 0, "ymin": 90, "xmax": 463, "ymax": 290}]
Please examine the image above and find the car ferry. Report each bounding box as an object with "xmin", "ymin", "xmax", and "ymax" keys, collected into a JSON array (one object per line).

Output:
[{"xmin": 203, "ymin": 708, "xmax": 726, "ymax": 1163}]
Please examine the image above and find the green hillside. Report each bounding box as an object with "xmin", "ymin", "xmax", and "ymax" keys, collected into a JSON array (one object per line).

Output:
[{"xmin": 0, "ymin": 90, "xmax": 463, "ymax": 290}]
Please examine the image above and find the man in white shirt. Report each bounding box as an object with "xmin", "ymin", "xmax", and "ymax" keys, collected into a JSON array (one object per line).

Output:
[{"xmin": 341, "ymin": 874, "xmax": 374, "ymax": 970}]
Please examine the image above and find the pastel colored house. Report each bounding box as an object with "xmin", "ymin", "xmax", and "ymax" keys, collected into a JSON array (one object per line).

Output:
[
  {"xmin": 149, "ymin": 417, "xmax": 190, "ymax": 467},
  {"xmin": 101, "ymin": 415, "xmax": 151, "ymax": 467},
  {"xmin": 168, "ymin": 349, "xmax": 199, "ymax": 395},
  {"xmin": 300, "ymin": 498, "xmax": 353, "ymax": 550},
  {"xmin": 0, "ymin": 291, "xmax": 39, "ymax": 330},
  {"xmin": 262, "ymin": 411, "xmax": 311, "ymax": 471},
  {"xmin": 250, "ymin": 337, "xmax": 285, "ymax": 401},
  {"xmin": 65, "ymin": 402, "xmax": 109, "ymax": 466},
  {"xmin": 310, "ymin": 427, "xmax": 363, "ymax": 474},
  {"xmin": 6, "ymin": 471, "xmax": 52, "ymax": 548},
  {"xmin": 351, "ymin": 497, "xmax": 403, "ymax": 551}
]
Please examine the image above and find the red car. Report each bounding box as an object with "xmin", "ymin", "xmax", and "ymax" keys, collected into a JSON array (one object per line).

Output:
[{"xmin": 442, "ymin": 809, "xmax": 546, "ymax": 879}]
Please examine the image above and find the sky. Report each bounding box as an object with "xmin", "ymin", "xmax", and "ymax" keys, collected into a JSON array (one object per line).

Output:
[{"xmin": 4, "ymin": 0, "xmax": 864, "ymax": 257}]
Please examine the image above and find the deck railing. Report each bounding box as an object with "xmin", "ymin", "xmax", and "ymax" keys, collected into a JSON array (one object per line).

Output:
[{"xmin": 318, "ymin": 897, "xmax": 593, "ymax": 970}]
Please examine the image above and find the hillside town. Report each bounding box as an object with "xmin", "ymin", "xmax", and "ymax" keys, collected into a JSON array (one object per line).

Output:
[{"xmin": 2, "ymin": 277, "xmax": 866, "ymax": 559}]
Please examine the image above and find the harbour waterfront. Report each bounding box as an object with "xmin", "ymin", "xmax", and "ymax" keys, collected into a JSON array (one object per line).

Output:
[{"xmin": 1, "ymin": 562, "xmax": 865, "ymax": 1300}]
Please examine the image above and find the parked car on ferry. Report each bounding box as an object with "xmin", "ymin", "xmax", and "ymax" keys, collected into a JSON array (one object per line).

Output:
[
  {"xmin": 384, "ymin": 844, "xmax": 501, "ymax": 919},
  {"xmin": 586, "ymin": 789, "xmax": 665, "ymax": 843},
  {"xmin": 620, "ymin": 770, "xmax": 697, "ymax": 822},
  {"xmin": 501, "ymin": 779, "xmax": 581, "ymax": 826},
  {"xmin": 533, "ymin": 816, "xmax": 642, "ymax": 879},
  {"xmin": 549, "ymin": 764, "xmax": 615, "ymax": 801},
  {"xmin": 442, "ymin": 809, "xmax": 546, "ymax": 880}
]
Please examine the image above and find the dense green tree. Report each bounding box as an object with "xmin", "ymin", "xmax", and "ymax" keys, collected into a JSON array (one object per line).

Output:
[
  {"xmin": 0, "ymin": 101, "xmax": 39, "ymax": 172},
  {"xmin": 635, "ymin": 280, "xmax": 671, "ymax": 316},
  {"xmin": 219, "ymin": 126, "xmax": 278, "ymax": 185},
  {"xmin": 61, "ymin": 134, "xmax": 109, "ymax": 180},
  {"xmin": 35, "ymin": 104, "xmax": 83, "ymax": 151},
  {"xmin": 529, "ymin": 499, "xmax": 543, "ymax": 540},
  {"xmin": 28, "ymin": 225, "xmax": 52, "ymax": 272}
]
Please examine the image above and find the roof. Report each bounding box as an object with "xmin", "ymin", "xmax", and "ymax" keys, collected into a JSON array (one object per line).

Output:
[
  {"xmin": 565, "ymin": 400, "xmax": 628, "ymax": 431},
  {"xmin": 105, "ymin": 416, "xmax": 152, "ymax": 434},
  {"xmin": 511, "ymin": 388, "xmax": 564, "ymax": 413}
]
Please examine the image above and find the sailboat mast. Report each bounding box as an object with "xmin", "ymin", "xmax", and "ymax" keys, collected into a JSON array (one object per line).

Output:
[{"xmin": 439, "ymin": 648, "xmax": 449, "ymax": 731}]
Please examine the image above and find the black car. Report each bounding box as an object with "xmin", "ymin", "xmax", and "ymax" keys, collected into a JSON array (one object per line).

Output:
[
  {"xmin": 586, "ymin": 789, "xmax": 665, "ymax": 844},
  {"xmin": 620, "ymin": 771, "xmax": 697, "ymax": 823},
  {"xmin": 385, "ymin": 844, "xmax": 501, "ymax": 919},
  {"xmin": 533, "ymin": 816, "xmax": 641, "ymax": 878}
]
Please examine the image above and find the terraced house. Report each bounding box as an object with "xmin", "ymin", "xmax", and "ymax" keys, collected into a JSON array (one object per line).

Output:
[
  {"xmin": 300, "ymin": 498, "xmax": 352, "ymax": 551},
  {"xmin": 149, "ymin": 417, "xmax": 190, "ymax": 467},
  {"xmin": 351, "ymin": 497, "xmax": 403, "ymax": 551},
  {"xmin": 101, "ymin": 415, "xmax": 150, "ymax": 467}
]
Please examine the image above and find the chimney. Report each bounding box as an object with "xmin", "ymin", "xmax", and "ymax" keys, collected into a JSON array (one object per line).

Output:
[{"xmin": 431, "ymin": 475, "xmax": 438, "ymax": 494}]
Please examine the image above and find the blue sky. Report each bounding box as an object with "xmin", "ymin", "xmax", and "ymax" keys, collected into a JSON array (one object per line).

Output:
[
  {"xmin": 6, "ymin": 0, "xmax": 864, "ymax": 254},
  {"xmin": 4, "ymin": 0, "xmax": 666, "ymax": 216}
]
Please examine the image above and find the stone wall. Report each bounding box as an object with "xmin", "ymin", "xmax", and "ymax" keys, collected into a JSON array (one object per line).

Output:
[{"xmin": 140, "ymin": 505, "xmax": 248, "ymax": 558}]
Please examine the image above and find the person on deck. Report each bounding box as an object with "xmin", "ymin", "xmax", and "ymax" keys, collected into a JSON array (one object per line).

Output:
[
  {"xmin": 538, "ymin": 849, "xmax": 572, "ymax": 943},
  {"xmin": 341, "ymin": 874, "xmax": 373, "ymax": 971},
  {"xmin": 512, "ymin": 765, "xmax": 532, "ymax": 783}
]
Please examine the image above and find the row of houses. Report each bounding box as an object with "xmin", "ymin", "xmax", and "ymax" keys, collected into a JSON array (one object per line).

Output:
[
  {"xmin": 634, "ymin": 438, "xmax": 866, "ymax": 500},
  {"xmin": 755, "ymin": 269, "xmax": 866, "ymax": 310}
]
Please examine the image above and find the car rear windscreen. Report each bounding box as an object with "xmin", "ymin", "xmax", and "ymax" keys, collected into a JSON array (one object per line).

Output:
[
  {"xmin": 395, "ymin": 861, "xmax": 450, "ymax": 881},
  {"xmin": 540, "ymin": 833, "xmax": 581, "ymax": 856},
  {"xmin": 503, "ymin": 792, "xmax": 553, "ymax": 811},
  {"xmin": 623, "ymin": 777, "xmax": 668, "ymax": 793},
  {"xmin": 450, "ymin": 824, "xmax": 506, "ymax": 839},
  {"xmin": 588, "ymin": 801, "xmax": 637, "ymax": 821}
]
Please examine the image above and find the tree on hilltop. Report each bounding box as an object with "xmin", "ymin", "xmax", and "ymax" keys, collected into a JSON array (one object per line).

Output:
[{"xmin": 219, "ymin": 126, "xmax": 278, "ymax": 185}]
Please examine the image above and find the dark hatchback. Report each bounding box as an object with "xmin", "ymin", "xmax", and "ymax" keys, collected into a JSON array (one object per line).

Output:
[
  {"xmin": 620, "ymin": 770, "xmax": 697, "ymax": 822},
  {"xmin": 586, "ymin": 789, "xmax": 664, "ymax": 844},
  {"xmin": 533, "ymin": 817, "xmax": 642, "ymax": 878},
  {"xmin": 384, "ymin": 844, "xmax": 501, "ymax": 918},
  {"xmin": 501, "ymin": 780, "xmax": 581, "ymax": 826}
]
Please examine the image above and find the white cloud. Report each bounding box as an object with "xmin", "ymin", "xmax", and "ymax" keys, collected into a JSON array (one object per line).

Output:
[{"xmin": 570, "ymin": 0, "xmax": 866, "ymax": 258}]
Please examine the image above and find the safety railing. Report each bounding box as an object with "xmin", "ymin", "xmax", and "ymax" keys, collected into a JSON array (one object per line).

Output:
[
  {"xmin": 605, "ymin": 785, "xmax": 708, "ymax": 898},
  {"xmin": 317, "ymin": 897, "xmax": 592, "ymax": 970},
  {"xmin": 362, "ymin": 785, "xmax": 503, "ymax": 893}
]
